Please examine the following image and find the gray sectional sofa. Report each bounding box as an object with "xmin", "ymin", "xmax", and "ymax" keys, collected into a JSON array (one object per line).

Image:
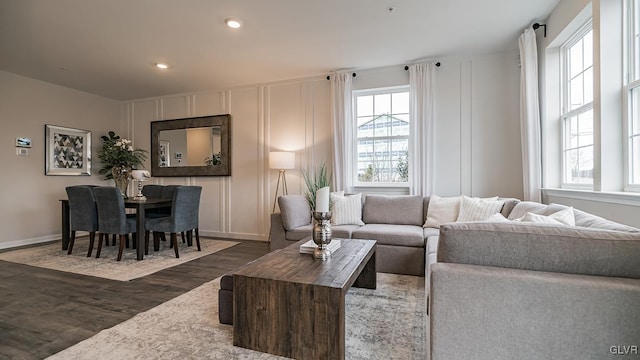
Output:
[
  {"xmin": 270, "ymin": 194, "xmax": 519, "ymax": 276},
  {"xmin": 270, "ymin": 194, "xmax": 640, "ymax": 359}
]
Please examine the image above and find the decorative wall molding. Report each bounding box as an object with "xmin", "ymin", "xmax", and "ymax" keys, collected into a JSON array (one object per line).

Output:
[{"xmin": 460, "ymin": 61, "xmax": 473, "ymax": 195}]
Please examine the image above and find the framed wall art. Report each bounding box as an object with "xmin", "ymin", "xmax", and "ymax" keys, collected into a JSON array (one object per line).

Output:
[{"xmin": 45, "ymin": 124, "xmax": 91, "ymax": 176}]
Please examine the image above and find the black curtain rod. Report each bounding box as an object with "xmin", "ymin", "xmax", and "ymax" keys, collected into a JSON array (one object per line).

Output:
[
  {"xmin": 326, "ymin": 72, "xmax": 357, "ymax": 80},
  {"xmin": 533, "ymin": 22, "xmax": 547, "ymax": 37},
  {"xmin": 404, "ymin": 62, "xmax": 441, "ymax": 71}
]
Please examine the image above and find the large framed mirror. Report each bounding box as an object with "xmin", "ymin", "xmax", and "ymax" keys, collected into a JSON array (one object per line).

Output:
[{"xmin": 151, "ymin": 114, "xmax": 231, "ymax": 177}]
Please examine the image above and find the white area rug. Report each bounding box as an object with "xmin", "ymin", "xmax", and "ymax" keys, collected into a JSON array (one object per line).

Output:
[
  {"xmin": 47, "ymin": 273, "xmax": 427, "ymax": 359},
  {"xmin": 0, "ymin": 238, "xmax": 238, "ymax": 281}
]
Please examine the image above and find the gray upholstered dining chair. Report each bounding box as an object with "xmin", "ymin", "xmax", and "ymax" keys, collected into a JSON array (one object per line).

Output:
[
  {"xmin": 145, "ymin": 186, "xmax": 202, "ymax": 258},
  {"xmin": 141, "ymin": 184, "xmax": 163, "ymax": 198},
  {"xmin": 65, "ymin": 185, "xmax": 99, "ymax": 256},
  {"xmin": 93, "ymin": 186, "xmax": 141, "ymax": 261}
]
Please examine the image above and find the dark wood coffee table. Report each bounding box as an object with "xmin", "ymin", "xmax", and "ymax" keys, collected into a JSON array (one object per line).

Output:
[{"xmin": 233, "ymin": 238, "xmax": 376, "ymax": 359}]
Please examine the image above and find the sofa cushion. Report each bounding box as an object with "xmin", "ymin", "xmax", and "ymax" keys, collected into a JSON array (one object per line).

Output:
[
  {"xmin": 423, "ymin": 227, "xmax": 439, "ymax": 238},
  {"xmin": 423, "ymin": 195, "xmax": 462, "ymax": 228},
  {"xmin": 331, "ymin": 193, "xmax": 364, "ymax": 226},
  {"xmin": 362, "ymin": 195, "xmax": 424, "ymax": 225},
  {"xmin": 456, "ymin": 196, "xmax": 504, "ymax": 222},
  {"xmin": 279, "ymin": 195, "xmax": 311, "ymax": 230},
  {"xmin": 285, "ymin": 224, "xmax": 313, "ymax": 241},
  {"xmin": 352, "ymin": 224, "xmax": 425, "ymax": 247},
  {"xmin": 509, "ymin": 201, "xmax": 638, "ymax": 232},
  {"xmin": 438, "ymin": 222, "xmax": 640, "ymax": 279}
]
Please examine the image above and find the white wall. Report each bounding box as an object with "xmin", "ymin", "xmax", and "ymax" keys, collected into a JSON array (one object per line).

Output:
[{"xmin": 0, "ymin": 71, "xmax": 121, "ymax": 249}]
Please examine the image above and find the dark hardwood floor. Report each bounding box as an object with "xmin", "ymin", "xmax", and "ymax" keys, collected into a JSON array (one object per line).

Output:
[{"xmin": 0, "ymin": 238, "xmax": 270, "ymax": 360}]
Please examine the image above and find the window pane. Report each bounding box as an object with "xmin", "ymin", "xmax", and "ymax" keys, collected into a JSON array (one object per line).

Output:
[
  {"xmin": 357, "ymin": 96, "xmax": 373, "ymax": 117},
  {"xmin": 392, "ymin": 92, "xmax": 410, "ymax": 114},
  {"xmin": 577, "ymin": 146, "xmax": 594, "ymax": 184},
  {"xmin": 570, "ymin": 75, "xmax": 584, "ymax": 110},
  {"xmin": 632, "ymin": 1, "xmax": 640, "ymax": 82},
  {"xmin": 569, "ymin": 116, "xmax": 579, "ymax": 148},
  {"xmin": 632, "ymin": 87, "xmax": 640, "ymax": 134},
  {"xmin": 564, "ymin": 148, "xmax": 579, "ymax": 183},
  {"xmin": 584, "ymin": 67, "xmax": 593, "ymax": 104},
  {"xmin": 632, "ymin": 136, "xmax": 640, "ymax": 184},
  {"xmin": 357, "ymin": 117, "xmax": 374, "ymax": 138},
  {"xmin": 374, "ymin": 93, "xmax": 391, "ymax": 115},
  {"xmin": 578, "ymin": 110, "xmax": 593, "ymax": 147},
  {"xmin": 583, "ymin": 30, "xmax": 593, "ymax": 69},
  {"xmin": 569, "ymin": 41, "xmax": 583, "ymax": 78}
]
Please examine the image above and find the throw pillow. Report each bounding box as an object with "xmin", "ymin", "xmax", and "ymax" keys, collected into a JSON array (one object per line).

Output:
[
  {"xmin": 423, "ymin": 195, "xmax": 462, "ymax": 228},
  {"xmin": 456, "ymin": 196, "xmax": 504, "ymax": 222},
  {"xmin": 331, "ymin": 193, "xmax": 364, "ymax": 226},
  {"xmin": 548, "ymin": 207, "xmax": 575, "ymax": 226},
  {"xmin": 514, "ymin": 212, "xmax": 564, "ymax": 225}
]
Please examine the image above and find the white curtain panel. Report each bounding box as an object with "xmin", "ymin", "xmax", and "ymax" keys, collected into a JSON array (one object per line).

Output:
[
  {"xmin": 330, "ymin": 72, "xmax": 354, "ymax": 192},
  {"xmin": 409, "ymin": 63, "xmax": 436, "ymax": 196},
  {"xmin": 518, "ymin": 28, "xmax": 542, "ymax": 202}
]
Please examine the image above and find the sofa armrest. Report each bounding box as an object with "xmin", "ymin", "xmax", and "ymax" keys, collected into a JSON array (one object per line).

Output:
[
  {"xmin": 269, "ymin": 213, "xmax": 288, "ymax": 252},
  {"xmin": 437, "ymin": 222, "xmax": 640, "ymax": 279},
  {"xmin": 430, "ymin": 263, "xmax": 640, "ymax": 360}
]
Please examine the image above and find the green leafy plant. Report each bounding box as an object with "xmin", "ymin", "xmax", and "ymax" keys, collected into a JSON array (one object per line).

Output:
[
  {"xmin": 302, "ymin": 162, "xmax": 332, "ymax": 211},
  {"xmin": 97, "ymin": 131, "xmax": 148, "ymax": 180}
]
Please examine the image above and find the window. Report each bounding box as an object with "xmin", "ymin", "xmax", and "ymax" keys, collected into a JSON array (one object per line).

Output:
[
  {"xmin": 561, "ymin": 23, "xmax": 594, "ymax": 186},
  {"xmin": 627, "ymin": 0, "xmax": 640, "ymax": 188},
  {"xmin": 353, "ymin": 87, "xmax": 409, "ymax": 185}
]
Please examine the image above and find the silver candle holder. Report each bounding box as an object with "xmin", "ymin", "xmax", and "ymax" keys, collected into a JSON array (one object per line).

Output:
[{"xmin": 312, "ymin": 211, "xmax": 332, "ymax": 260}]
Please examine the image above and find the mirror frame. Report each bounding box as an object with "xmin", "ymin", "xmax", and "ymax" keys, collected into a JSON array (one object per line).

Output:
[{"xmin": 151, "ymin": 114, "xmax": 231, "ymax": 177}]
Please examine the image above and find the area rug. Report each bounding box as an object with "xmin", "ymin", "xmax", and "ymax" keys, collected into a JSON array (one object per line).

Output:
[
  {"xmin": 46, "ymin": 273, "xmax": 427, "ymax": 359},
  {"xmin": 0, "ymin": 238, "xmax": 238, "ymax": 281}
]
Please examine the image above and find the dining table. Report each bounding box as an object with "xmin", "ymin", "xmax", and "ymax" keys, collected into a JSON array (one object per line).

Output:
[{"xmin": 60, "ymin": 197, "xmax": 173, "ymax": 260}]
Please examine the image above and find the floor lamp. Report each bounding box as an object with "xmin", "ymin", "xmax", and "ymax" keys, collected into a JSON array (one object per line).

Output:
[{"xmin": 270, "ymin": 151, "xmax": 295, "ymax": 213}]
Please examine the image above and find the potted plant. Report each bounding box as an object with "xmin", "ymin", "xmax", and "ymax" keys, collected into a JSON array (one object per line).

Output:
[
  {"xmin": 302, "ymin": 162, "xmax": 332, "ymax": 211},
  {"xmin": 97, "ymin": 131, "xmax": 148, "ymax": 198}
]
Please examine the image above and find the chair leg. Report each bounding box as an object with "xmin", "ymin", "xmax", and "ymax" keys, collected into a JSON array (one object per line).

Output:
[
  {"xmin": 86, "ymin": 232, "xmax": 96, "ymax": 257},
  {"xmin": 117, "ymin": 235, "xmax": 126, "ymax": 261},
  {"xmin": 67, "ymin": 230, "xmax": 76, "ymax": 255},
  {"xmin": 186, "ymin": 230, "xmax": 193, "ymax": 247},
  {"xmin": 144, "ymin": 231, "xmax": 150, "ymax": 255},
  {"xmin": 195, "ymin": 228, "xmax": 201, "ymax": 251},
  {"xmin": 153, "ymin": 232, "xmax": 161, "ymax": 251},
  {"xmin": 171, "ymin": 233, "xmax": 179, "ymax": 258},
  {"xmin": 181, "ymin": 231, "xmax": 186, "ymax": 243},
  {"xmin": 112, "ymin": 234, "xmax": 116, "ymax": 246},
  {"xmin": 96, "ymin": 233, "xmax": 104, "ymax": 258},
  {"xmin": 125, "ymin": 234, "xmax": 130, "ymax": 248}
]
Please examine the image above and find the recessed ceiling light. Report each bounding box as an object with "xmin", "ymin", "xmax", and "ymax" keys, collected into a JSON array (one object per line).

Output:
[
  {"xmin": 225, "ymin": 18, "xmax": 241, "ymax": 29},
  {"xmin": 155, "ymin": 63, "xmax": 169, "ymax": 69}
]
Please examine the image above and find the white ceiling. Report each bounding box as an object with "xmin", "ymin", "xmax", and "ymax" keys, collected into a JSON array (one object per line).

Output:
[{"xmin": 0, "ymin": 0, "xmax": 560, "ymax": 101}]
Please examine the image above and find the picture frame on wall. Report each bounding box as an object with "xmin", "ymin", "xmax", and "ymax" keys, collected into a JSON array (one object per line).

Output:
[{"xmin": 45, "ymin": 124, "xmax": 91, "ymax": 176}]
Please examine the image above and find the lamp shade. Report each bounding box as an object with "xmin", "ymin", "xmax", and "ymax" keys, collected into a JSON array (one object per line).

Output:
[
  {"xmin": 131, "ymin": 170, "xmax": 151, "ymax": 180},
  {"xmin": 269, "ymin": 151, "xmax": 295, "ymax": 170}
]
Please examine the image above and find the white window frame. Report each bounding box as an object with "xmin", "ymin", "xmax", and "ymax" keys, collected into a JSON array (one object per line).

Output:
[
  {"xmin": 625, "ymin": 0, "xmax": 640, "ymax": 191},
  {"xmin": 352, "ymin": 85, "xmax": 410, "ymax": 188},
  {"xmin": 560, "ymin": 21, "xmax": 594, "ymax": 189}
]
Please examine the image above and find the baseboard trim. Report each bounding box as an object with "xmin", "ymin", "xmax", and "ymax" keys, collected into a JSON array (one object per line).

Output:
[
  {"xmin": 0, "ymin": 235, "xmax": 61, "ymax": 250},
  {"xmin": 200, "ymin": 230, "xmax": 268, "ymax": 242}
]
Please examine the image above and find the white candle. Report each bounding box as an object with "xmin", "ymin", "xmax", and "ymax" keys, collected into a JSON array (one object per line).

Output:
[{"xmin": 315, "ymin": 186, "xmax": 330, "ymax": 213}]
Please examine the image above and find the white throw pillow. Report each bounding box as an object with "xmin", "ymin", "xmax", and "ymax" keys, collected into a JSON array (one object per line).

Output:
[
  {"xmin": 456, "ymin": 196, "xmax": 504, "ymax": 222},
  {"xmin": 330, "ymin": 193, "xmax": 364, "ymax": 226},
  {"xmin": 548, "ymin": 207, "xmax": 575, "ymax": 226},
  {"xmin": 514, "ymin": 212, "xmax": 564, "ymax": 225},
  {"xmin": 423, "ymin": 195, "xmax": 462, "ymax": 228}
]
